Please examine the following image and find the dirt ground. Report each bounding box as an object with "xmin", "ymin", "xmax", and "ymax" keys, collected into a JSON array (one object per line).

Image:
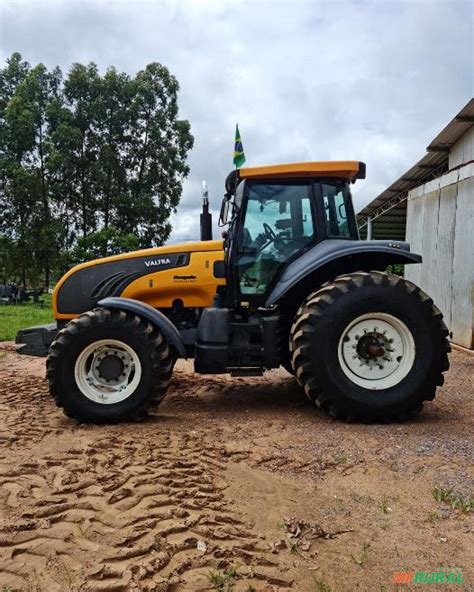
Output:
[{"xmin": 0, "ymin": 344, "xmax": 472, "ymax": 592}]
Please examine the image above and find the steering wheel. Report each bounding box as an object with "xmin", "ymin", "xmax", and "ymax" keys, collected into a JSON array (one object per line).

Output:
[
  {"xmin": 263, "ymin": 222, "xmax": 277, "ymax": 241},
  {"xmin": 261, "ymin": 222, "xmax": 292, "ymax": 256}
]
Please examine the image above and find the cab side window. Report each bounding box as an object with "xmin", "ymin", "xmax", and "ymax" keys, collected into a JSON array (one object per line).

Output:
[{"xmin": 322, "ymin": 183, "xmax": 351, "ymax": 238}]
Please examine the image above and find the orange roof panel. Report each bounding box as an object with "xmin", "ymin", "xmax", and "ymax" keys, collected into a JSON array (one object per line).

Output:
[{"xmin": 239, "ymin": 160, "xmax": 365, "ymax": 181}]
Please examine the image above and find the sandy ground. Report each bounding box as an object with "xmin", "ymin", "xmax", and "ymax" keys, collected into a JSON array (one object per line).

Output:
[{"xmin": 0, "ymin": 343, "xmax": 472, "ymax": 592}]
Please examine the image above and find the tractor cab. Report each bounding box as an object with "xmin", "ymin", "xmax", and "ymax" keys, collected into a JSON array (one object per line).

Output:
[{"xmin": 219, "ymin": 161, "xmax": 364, "ymax": 307}]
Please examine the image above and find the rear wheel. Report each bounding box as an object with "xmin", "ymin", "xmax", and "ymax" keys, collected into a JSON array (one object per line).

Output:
[
  {"xmin": 290, "ymin": 271, "xmax": 450, "ymax": 422},
  {"xmin": 47, "ymin": 308, "xmax": 174, "ymax": 423}
]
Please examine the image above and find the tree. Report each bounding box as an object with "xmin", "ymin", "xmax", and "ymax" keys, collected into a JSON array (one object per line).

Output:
[
  {"xmin": 122, "ymin": 63, "xmax": 194, "ymax": 247},
  {"xmin": 59, "ymin": 61, "xmax": 194, "ymax": 253},
  {"xmin": 70, "ymin": 226, "xmax": 140, "ymax": 264},
  {"xmin": 0, "ymin": 53, "xmax": 36, "ymax": 286},
  {"xmin": 58, "ymin": 62, "xmax": 103, "ymax": 241},
  {"xmin": 0, "ymin": 54, "xmax": 63, "ymax": 286},
  {"xmin": 0, "ymin": 53, "xmax": 193, "ymax": 287}
]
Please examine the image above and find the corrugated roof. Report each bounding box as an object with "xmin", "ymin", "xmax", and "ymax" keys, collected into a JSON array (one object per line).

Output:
[
  {"xmin": 357, "ymin": 98, "xmax": 474, "ymax": 236},
  {"xmin": 427, "ymin": 99, "xmax": 474, "ymax": 152}
]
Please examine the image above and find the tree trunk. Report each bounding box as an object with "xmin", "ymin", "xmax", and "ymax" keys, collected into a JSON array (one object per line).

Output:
[
  {"xmin": 136, "ymin": 113, "xmax": 150, "ymax": 196},
  {"xmin": 102, "ymin": 104, "xmax": 117, "ymax": 257},
  {"xmin": 38, "ymin": 122, "xmax": 51, "ymax": 289},
  {"xmin": 81, "ymin": 141, "xmax": 87, "ymax": 238}
]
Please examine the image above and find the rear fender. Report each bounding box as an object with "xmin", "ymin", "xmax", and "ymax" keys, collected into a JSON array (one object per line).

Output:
[
  {"xmin": 265, "ymin": 240, "xmax": 422, "ymax": 306},
  {"xmin": 98, "ymin": 297, "xmax": 186, "ymax": 358}
]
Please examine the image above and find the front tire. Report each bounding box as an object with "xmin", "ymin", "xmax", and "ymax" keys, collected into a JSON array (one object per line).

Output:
[
  {"xmin": 290, "ymin": 271, "xmax": 450, "ymax": 422},
  {"xmin": 46, "ymin": 308, "xmax": 174, "ymax": 423}
]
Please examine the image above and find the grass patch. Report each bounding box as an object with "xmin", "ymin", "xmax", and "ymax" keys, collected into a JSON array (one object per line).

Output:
[
  {"xmin": 0, "ymin": 294, "xmax": 54, "ymax": 341},
  {"xmin": 432, "ymin": 486, "xmax": 473, "ymax": 513},
  {"xmin": 205, "ymin": 566, "xmax": 238, "ymax": 591},
  {"xmin": 59, "ymin": 557, "xmax": 75, "ymax": 589},
  {"xmin": 332, "ymin": 451, "xmax": 348, "ymax": 465},
  {"xmin": 350, "ymin": 541, "xmax": 370, "ymax": 566},
  {"xmin": 427, "ymin": 511, "xmax": 440, "ymax": 522},
  {"xmin": 379, "ymin": 494, "xmax": 394, "ymax": 514},
  {"xmin": 311, "ymin": 575, "xmax": 333, "ymax": 591}
]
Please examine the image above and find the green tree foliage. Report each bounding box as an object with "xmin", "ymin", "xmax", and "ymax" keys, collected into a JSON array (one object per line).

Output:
[
  {"xmin": 0, "ymin": 53, "xmax": 193, "ymax": 287},
  {"xmin": 70, "ymin": 226, "xmax": 140, "ymax": 264}
]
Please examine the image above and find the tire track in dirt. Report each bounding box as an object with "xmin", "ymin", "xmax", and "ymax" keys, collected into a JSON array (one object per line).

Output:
[
  {"xmin": 0, "ymin": 374, "xmax": 67, "ymax": 448},
  {"xmin": 0, "ymin": 359, "xmax": 292, "ymax": 591},
  {"xmin": 2, "ymin": 347, "xmax": 474, "ymax": 592}
]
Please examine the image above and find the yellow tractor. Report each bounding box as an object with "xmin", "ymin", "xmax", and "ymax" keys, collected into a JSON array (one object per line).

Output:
[{"xmin": 17, "ymin": 161, "xmax": 450, "ymax": 423}]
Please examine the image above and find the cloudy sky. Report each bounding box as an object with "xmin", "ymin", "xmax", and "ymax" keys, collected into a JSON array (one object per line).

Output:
[{"xmin": 1, "ymin": 0, "xmax": 472, "ymax": 242}]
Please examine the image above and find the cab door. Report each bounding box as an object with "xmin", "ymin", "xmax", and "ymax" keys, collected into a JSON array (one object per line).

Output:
[{"xmin": 233, "ymin": 180, "xmax": 317, "ymax": 306}]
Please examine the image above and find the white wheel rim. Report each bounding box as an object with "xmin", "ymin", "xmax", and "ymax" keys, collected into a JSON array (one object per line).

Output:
[
  {"xmin": 74, "ymin": 339, "xmax": 142, "ymax": 404},
  {"xmin": 338, "ymin": 313, "xmax": 415, "ymax": 390}
]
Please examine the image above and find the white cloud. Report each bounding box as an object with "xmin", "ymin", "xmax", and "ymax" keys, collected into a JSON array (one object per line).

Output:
[{"xmin": 1, "ymin": 0, "xmax": 472, "ymax": 242}]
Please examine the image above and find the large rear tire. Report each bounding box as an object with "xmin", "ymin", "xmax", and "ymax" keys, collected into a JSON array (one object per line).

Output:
[
  {"xmin": 46, "ymin": 308, "xmax": 174, "ymax": 423},
  {"xmin": 290, "ymin": 271, "xmax": 450, "ymax": 422}
]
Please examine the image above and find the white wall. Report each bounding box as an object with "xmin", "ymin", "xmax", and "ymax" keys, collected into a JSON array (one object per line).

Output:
[
  {"xmin": 405, "ymin": 163, "xmax": 474, "ymax": 349},
  {"xmin": 449, "ymin": 125, "xmax": 474, "ymax": 169}
]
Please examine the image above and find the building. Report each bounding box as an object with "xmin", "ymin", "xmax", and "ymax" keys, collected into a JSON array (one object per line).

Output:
[{"xmin": 358, "ymin": 99, "xmax": 474, "ymax": 349}]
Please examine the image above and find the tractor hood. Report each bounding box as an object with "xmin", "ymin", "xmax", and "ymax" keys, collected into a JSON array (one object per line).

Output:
[{"xmin": 53, "ymin": 240, "xmax": 224, "ymax": 319}]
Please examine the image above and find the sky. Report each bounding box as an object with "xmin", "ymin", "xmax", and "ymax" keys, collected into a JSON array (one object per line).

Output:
[{"xmin": 1, "ymin": 0, "xmax": 472, "ymax": 242}]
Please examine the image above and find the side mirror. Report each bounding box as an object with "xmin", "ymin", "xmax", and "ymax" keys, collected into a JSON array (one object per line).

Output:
[{"xmin": 219, "ymin": 194, "xmax": 231, "ymax": 226}]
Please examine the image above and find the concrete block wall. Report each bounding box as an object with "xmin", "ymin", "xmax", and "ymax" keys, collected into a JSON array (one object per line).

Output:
[{"xmin": 405, "ymin": 163, "xmax": 474, "ymax": 349}]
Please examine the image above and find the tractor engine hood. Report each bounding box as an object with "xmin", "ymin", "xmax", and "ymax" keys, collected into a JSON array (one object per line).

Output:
[{"xmin": 53, "ymin": 240, "xmax": 224, "ymax": 319}]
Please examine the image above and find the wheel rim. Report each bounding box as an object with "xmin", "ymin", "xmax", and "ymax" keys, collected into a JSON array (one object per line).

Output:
[
  {"xmin": 74, "ymin": 339, "xmax": 142, "ymax": 404},
  {"xmin": 338, "ymin": 313, "xmax": 415, "ymax": 390}
]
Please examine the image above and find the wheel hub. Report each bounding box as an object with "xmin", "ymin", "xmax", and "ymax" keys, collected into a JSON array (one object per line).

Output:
[
  {"xmin": 74, "ymin": 340, "xmax": 142, "ymax": 404},
  {"xmin": 96, "ymin": 354, "xmax": 125, "ymax": 381},
  {"xmin": 338, "ymin": 313, "xmax": 416, "ymax": 390},
  {"xmin": 356, "ymin": 334, "xmax": 386, "ymax": 360}
]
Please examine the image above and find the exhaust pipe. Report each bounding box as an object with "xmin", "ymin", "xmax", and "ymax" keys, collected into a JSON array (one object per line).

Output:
[{"xmin": 200, "ymin": 181, "xmax": 213, "ymax": 241}]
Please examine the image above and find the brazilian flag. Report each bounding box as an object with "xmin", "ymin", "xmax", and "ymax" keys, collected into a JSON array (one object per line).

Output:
[{"xmin": 233, "ymin": 124, "xmax": 246, "ymax": 168}]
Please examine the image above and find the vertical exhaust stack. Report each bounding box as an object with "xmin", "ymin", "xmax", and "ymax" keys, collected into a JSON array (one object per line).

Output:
[{"xmin": 200, "ymin": 180, "xmax": 213, "ymax": 241}]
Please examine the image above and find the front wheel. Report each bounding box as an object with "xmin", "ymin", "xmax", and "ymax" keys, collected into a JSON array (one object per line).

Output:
[
  {"xmin": 47, "ymin": 308, "xmax": 175, "ymax": 423},
  {"xmin": 290, "ymin": 271, "xmax": 450, "ymax": 422}
]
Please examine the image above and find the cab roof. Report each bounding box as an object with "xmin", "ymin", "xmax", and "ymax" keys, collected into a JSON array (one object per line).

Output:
[
  {"xmin": 241, "ymin": 160, "xmax": 365, "ymax": 181},
  {"xmin": 226, "ymin": 160, "xmax": 365, "ymax": 194}
]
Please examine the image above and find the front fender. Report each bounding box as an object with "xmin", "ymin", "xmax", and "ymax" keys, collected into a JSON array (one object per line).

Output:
[
  {"xmin": 265, "ymin": 239, "xmax": 422, "ymax": 306},
  {"xmin": 98, "ymin": 297, "xmax": 186, "ymax": 358}
]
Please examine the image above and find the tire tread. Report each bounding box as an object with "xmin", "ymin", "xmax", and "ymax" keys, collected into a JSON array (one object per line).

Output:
[
  {"xmin": 46, "ymin": 308, "xmax": 175, "ymax": 422},
  {"xmin": 289, "ymin": 271, "xmax": 450, "ymax": 422}
]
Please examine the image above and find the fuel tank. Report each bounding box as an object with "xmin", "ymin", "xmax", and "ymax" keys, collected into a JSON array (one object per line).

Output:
[{"xmin": 53, "ymin": 240, "xmax": 225, "ymax": 320}]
